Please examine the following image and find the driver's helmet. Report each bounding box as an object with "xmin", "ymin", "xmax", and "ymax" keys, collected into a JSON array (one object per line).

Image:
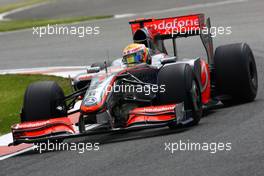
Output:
[{"xmin": 122, "ymin": 43, "xmax": 149, "ymax": 65}]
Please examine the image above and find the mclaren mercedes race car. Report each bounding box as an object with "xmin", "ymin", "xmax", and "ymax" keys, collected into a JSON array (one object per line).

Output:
[{"xmin": 10, "ymin": 13, "xmax": 258, "ymax": 145}]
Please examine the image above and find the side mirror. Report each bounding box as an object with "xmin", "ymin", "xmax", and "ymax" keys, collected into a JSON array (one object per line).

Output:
[
  {"xmin": 160, "ymin": 57, "xmax": 177, "ymax": 65},
  {"xmin": 87, "ymin": 66, "xmax": 100, "ymax": 73}
]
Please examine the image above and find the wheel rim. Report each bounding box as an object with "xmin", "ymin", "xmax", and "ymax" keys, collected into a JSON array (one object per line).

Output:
[
  {"xmin": 78, "ymin": 114, "xmax": 85, "ymax": 133},
  {"xmin": 249, "ymin": 58, "xmax": 257, "ymax": 89},
  {"xmin": 190, "ymin": 80, "xmax": 201, "ymax": 111}
]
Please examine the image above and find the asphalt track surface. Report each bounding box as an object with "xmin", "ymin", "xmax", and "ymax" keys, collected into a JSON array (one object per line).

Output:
[
  {"xmin": 5, "ymin": 0, "xmax": 232, "ymax": 19},
  {"xmin": 1, "ymin": 0, "xmax": 264, "ymax": 175}
]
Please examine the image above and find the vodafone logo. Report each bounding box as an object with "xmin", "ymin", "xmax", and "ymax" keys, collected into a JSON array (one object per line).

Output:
[{"xmin": 151, "ymin": 18, "xmax": 199, "ymax": 31}]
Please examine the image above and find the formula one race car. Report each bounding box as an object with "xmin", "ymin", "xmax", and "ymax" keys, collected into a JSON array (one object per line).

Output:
[{"xmin": 10, "ymin": 13, "xmax": 258, "ymax": 145}]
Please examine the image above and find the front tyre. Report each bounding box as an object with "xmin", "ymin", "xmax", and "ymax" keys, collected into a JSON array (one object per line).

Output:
[
  {"xmin": 21, "ymin": 81, "xmax": 67, "ymax": 122},
  {"xmin": 157, "ymin": 63, "xmax": 202, "ymax": 129},
  {"xmin": 78, "ymin": 114, "xmax": 85, "ymax": 133}
]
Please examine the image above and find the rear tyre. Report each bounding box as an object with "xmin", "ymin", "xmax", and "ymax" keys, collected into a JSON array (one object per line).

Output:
[
  {"xmin": 157, "ymin": 63, "xmax": 202, "ymax": 129},
  {"xmin": 21, "ymin": 81, "xmax": 67, "ymax": 122},
  {"xmin": 214, "ymin": 43, "xmax": 258, "ymax": 105}
]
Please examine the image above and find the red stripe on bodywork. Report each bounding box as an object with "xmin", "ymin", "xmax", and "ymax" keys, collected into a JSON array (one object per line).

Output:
[
  {"xmin": 127, "ymin": 114, "xmax": 175, "ymax": 126},
  {"xmin": 127, "ymin": 104, "xmax": 176, "ymax": 126},
  {"xmin": 200, "ymin": 59, "xmax": 211, "ymax": 104}
]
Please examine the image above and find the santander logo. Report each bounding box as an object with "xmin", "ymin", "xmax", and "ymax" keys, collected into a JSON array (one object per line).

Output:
[
  {"xmin": 16, "ymin": 120, "xmax": 51, "ymax": 129},
  {"xmin": 136, "ymin": 105, "xmax": 175, "ymax": 113}
]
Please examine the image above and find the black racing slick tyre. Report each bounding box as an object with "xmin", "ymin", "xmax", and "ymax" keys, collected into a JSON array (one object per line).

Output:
[
  {"xmin": 157, "ymin": 63, "xmax": 202, "ymax": 128},
  {"xmin": 78, "ymin": 114, "xmax": 85, "ymax": 133},
  {"xmin": 214, "ymin": 43, "xmax": 258, "ymax": 105},
  {"xmin": 21, "ymin": 81, "xmax": 67, "ymax": 122}
]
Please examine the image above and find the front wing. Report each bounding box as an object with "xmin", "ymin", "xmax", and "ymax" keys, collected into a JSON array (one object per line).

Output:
[{"xmin": 10, "ymin": 103, "xmax": 192, "ymax": 145}]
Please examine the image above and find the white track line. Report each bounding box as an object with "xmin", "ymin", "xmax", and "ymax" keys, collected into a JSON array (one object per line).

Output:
[
  {"xmin": 114, "ymin": 13, "xmax": 136, "ymax": 19},
  {"xmin": 142, "ymin": 0, "xmax": 248, "ymax": 15},
  {"xmin": 0, "ymin": 66, "xmax": 87, "ymax": 78},
  {"xmin": 114, "ymin": 0, "xmax": 248, "ymax": 18},
  {"xmin": 0, "ymin": 133, "xmax": 13, "ymax": 146},
  {"xmin": 0, "ymin": 146, "xmax": 36, "ymax": 161},
  {"xmin": 0, "ymin": 66, "xmax": 86, "ymax": 73},
  {"xmin": 0, "ymin": 2, "xmax": 48, "ymax": 20}
]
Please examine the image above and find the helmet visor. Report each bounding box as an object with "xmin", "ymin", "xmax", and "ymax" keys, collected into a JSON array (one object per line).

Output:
[{"xmin": 123, "ymin": 50, "xmax": 144, "ymax": 64}]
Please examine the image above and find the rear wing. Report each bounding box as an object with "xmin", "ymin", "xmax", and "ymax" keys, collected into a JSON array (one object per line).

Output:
[
  {"xmin": 129, "ymin": 14, "xmax": 203, "ymax": 38},
  {"xmin": 129, "ymin": 14, "xmax": 214, "ymax": 64}
]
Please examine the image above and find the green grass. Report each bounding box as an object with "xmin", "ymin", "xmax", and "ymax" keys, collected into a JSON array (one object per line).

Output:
[
  {"xmin": 0, "ymin": 74, "xmax": 72, "ymax": 135},
  {"xmin": 0, "ymin": 15, "xmax": 113, "ymax": 32},
  {"xmin": 0, "ymin": 0, "xmax": 48, "ymax": 14}
]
